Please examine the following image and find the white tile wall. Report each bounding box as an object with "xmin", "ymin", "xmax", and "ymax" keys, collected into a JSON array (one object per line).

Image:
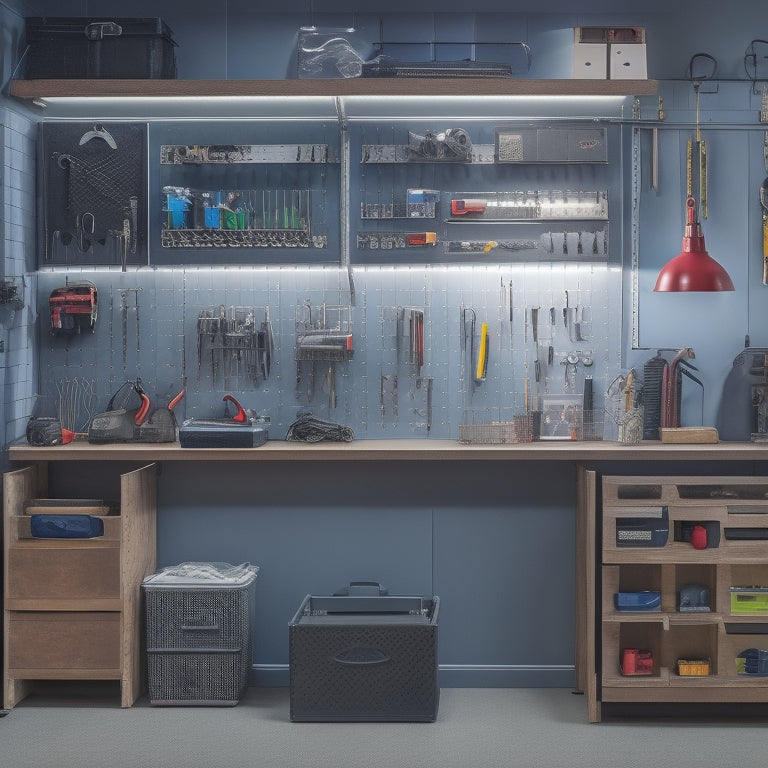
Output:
[{"xmin": 1, "ymin": 105, "xmax": 38, "ymax": 454}]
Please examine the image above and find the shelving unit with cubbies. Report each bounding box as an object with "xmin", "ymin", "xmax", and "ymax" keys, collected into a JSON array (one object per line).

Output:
[
  {"xmin": 592, "ymin": 475, "xmax": 768, "ymax": 720},
  {"xmin": 2, "ymin": 462, "xmax": 157, "ymax": 709}
]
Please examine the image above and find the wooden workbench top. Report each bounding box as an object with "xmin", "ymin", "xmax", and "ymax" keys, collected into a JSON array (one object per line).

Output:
[{"xmin": 8, "ymin": 439, "xmax": 768, "ymax": 463}]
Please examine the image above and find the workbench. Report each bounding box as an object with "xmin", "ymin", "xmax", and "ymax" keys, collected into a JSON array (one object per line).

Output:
[
  {"xmin": 9, "ymin": 438, "xmax": 768, "ymax": 463},
  {"xmin": 6, "ymin": 439, "xmax": 768, "ymax": 715}
]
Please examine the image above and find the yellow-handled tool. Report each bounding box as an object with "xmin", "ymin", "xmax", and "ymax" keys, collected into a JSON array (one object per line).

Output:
[{"xmin": 475, "ymin": 322, "xmax": 489, "ymax": 381}]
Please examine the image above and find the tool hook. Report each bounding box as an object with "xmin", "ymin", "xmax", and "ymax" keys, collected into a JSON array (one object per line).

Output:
[{"xmin": 79, "ymin": 124, "xmax": 118, "ymax": 150}]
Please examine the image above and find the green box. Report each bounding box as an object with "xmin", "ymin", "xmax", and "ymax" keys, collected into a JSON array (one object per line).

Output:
[{"xmin": 730, "ymin": 587, "xmax": 768, "ymax": 614}]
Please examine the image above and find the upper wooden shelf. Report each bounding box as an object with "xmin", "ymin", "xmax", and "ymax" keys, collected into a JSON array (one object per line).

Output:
[
  {"xmin": 10, "ymin": 78, "xmax": 659, "ymax": 100},
  {"xmin": 7, "ymin": 438, "xmax": 765, "ymax": 464}
]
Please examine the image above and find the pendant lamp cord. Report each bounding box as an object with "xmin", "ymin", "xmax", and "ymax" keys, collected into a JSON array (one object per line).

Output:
[{"xmin": 694, "ymin": 82, "xmax": 701, "ymax": 143}]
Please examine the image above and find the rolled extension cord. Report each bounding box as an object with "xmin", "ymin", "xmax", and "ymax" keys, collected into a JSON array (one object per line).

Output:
[{"xmin": 285, "ymin": 413, "xmax": 354, "ymax": 443}]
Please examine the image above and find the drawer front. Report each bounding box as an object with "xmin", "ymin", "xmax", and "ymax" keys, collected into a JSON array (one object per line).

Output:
[
  {"xmin": 8, "ymin": 547, "xmax": 121, "ymax": 600},
  {"xmin": 145, "ymin": 587, "xmax": 250, "ymax": 650},
  {"xmin": 8, "ymin": 611, "xmax": 120, "ymax": 670}
]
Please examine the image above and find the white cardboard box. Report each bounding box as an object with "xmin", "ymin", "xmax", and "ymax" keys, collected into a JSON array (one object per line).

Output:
[
  {"xmin": 573, "ymin": 42, "xmax": 608, "ymax": 79},
  {"xmin": 609, "ymin": 43, "xmax": 647, "ymax": 79}
]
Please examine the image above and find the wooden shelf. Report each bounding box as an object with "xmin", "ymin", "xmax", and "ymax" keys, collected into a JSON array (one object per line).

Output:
[
  {"xmin": 7, "ymin": 438, "xmax": 768, "ymax": 464},
  {"xmin": 10, "ymin": 77, "xmax": 658, "ymax": 100}
]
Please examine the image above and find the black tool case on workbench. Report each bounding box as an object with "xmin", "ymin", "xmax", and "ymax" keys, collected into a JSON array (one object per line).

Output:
[
  {"xmin": 24, "ymin": 17, "xmax": 177, "ymax": 79},
  {"xmin": 289, "ymin": 582, "xmax": 440, "ymax": 722}
]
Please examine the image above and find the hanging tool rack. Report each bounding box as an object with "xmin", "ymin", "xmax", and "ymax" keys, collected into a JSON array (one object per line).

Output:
[
  {"xmin": 196, "ymin": 305, "xmax": 274, "ymax": 390},
  {"xmin": 295, "ymin": 303, "xmax": 353, "ymax": 410}
]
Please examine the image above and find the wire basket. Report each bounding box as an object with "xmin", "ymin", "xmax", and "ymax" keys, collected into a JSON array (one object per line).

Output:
[
  {"xmin": 458, "ymin": 410, "xmax": 533, "ymax": 444},
  {"xmin": 572, "ymin": 409, "xmax": 606, "ymax": 442}
]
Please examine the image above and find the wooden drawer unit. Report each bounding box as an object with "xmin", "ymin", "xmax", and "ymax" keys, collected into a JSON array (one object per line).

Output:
[
  {"xmin": 8, "ymin": 612, "xmax": 121, "ymax": 675},
  {"xmin": 589, "ymin": 475, "xmax": 768, "ymax": 720},
  {"xmin": 8, "ymin": 546, "xmax": 121, "ymax": 603},
  {"xmin": 3, "ymin": 462, "xmax": 156, "ymax": 708}
]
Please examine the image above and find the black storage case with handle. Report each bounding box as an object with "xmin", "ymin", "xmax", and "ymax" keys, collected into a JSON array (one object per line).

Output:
[
  {"xmin": 289, "ymin": 581, "xmax": 440, "ymax": 722},
  {"xmin": 24, "ymin": 17, "xmax": 177, "ymax": 79}
]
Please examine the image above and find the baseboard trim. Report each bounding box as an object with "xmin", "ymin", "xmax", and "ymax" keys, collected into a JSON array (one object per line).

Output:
[{"xmin": 251, "ymin": 664, "xmax": 575, "ymax": 688}]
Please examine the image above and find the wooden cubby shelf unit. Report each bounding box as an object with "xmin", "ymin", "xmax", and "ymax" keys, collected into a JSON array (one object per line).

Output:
[
  {"xmin": 2, "ymin": 462, "xmax": 157, "ymax": 709},
  {"xmin": 589, "ymin": 475, "xmax": 768, "ymax": 720}
]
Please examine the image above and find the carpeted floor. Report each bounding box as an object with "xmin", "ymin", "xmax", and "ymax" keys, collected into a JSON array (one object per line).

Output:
[{"xmin": 2, "ymin": 685, "xmax": 768, "ymax": 768}]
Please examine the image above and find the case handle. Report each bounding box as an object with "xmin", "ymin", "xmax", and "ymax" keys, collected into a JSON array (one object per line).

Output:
[
  {"xmin": 333, "ymin": 581, "xmax": 388, "ymax": 597},
  {"xmin": 84, "ymin": 22, "xmax": 123, "ymax": 40}
]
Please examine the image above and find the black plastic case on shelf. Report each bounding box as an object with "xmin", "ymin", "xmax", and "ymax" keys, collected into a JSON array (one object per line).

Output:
[
  {"xmin": 289, "ymin": 582, "xmax": 440, "ymax": 722},
  {"xmin": 24, "ymin": 17, "xmax": 177, "ymax": 79}
]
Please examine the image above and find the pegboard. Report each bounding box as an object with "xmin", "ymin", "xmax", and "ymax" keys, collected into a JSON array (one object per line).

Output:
[
  {"xmin": 41, "ymin": 122, "xmax": 148, "ymax": 267},
  {"xmin": 35, "ymin": 262, "xmax": 620, "ymax": 441}
]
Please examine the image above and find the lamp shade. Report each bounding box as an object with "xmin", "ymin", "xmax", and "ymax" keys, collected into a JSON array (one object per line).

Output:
[{"xmin": 653, "ymin": 197, "xmax": 734, "ymax": 292}]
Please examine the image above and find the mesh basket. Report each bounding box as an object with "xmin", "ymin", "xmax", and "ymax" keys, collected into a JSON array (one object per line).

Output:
[
  {"xmin": 147, "ymin": 649, "xmax": 249, "ymax": 706},
  {"xmin": 458, "ymin": 411, "xmax": 533, "ymax": 444},
  {"xmin": 143, "ymin": 563, "xmax": 257, "ymax": 706}
]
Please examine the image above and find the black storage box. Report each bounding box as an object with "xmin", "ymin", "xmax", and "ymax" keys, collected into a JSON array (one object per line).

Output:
[
  {"xmin": 289, "ymin": 582, "xmax": 439, "ymax": 722},
  {"xmin": 24, "ymin": 17, "xmax": 177, "ymax": 79}
]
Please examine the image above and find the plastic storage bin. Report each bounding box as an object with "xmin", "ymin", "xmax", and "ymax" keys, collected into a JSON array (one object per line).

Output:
[
  {"xmin": 24, "ymin": 17, "xmax": 177, "ymax": 79},
  {"xmin": 289, "ymin": 582, "xmax": 439, "ymax": 722},
  {"xmin": 142, "ymin": 562, "xmax": 258, "ymax": 706}
]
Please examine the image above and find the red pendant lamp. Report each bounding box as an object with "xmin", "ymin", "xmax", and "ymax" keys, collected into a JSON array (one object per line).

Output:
[{"xmin": 653, "ymin": 197, "xmax": 734, "ymax": 292}]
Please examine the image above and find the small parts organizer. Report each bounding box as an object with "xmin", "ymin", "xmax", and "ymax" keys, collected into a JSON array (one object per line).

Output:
[
  {"xmin": 160, "ymin": 142, "xmax": 332, "ymax": 250},
  {"xmin": 600, "ymin": 475, "xmax": 768, "ymax": 707}
]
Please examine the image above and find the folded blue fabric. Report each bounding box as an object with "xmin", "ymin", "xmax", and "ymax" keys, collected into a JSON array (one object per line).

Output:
[{"xmin": 30, "ymin": 514, "xmax": 104, "ymax": 539}]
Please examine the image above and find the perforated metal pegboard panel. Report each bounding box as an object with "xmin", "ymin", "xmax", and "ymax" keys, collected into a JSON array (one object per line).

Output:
[{"xmin": 35, "ymin": 262, "xmax": 620, "ymax": 441}]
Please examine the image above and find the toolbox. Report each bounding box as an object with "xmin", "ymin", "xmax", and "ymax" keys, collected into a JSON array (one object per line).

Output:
[
  {"xmin": 24, "ymin": 17, "xmax": 177, "ymax": 79},
  {"xmin": 289, "ymin": 582, "xmax": 439, "ymax": 722},
  {"xmin": 179, "ymin": 419, "xmax": 269, "ymax": 448},
  {"xmin": 143, "ymin": 562, "xmax": 258, "ymax": 706}
]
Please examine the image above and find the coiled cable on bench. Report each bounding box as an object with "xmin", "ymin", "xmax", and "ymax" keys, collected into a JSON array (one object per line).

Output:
[{"xmin": 285, "ymin": 413, "xmax": 355, "ymax": 443}]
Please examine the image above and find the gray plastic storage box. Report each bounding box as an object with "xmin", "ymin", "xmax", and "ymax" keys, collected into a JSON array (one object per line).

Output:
[
  {"xmin": 289, "ymin": 582, "xmax": 439, "ymax": 722},
  {"xmin": 142, "ymin": 562, "xmax": 258, "ymax": 706}
]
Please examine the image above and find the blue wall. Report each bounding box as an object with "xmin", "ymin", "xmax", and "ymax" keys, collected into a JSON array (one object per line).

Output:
[{"xmin": 3, "ymin": 2, "xmax": 768, "ymax": 688}]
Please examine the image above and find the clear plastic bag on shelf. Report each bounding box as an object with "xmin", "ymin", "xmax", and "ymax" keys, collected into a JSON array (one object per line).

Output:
[
  {"xmin": 146, "ymin": 561, "xmax": 259, "ymax": 586},
  {"xmin": 297, "ymin": 27, "xmax": 371, "ymax": 79}
]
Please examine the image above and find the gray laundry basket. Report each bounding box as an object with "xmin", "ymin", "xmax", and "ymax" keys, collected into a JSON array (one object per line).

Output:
[{"xmin": 143, "ymin": 562, "xmax": 258, "ymax": 706}]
